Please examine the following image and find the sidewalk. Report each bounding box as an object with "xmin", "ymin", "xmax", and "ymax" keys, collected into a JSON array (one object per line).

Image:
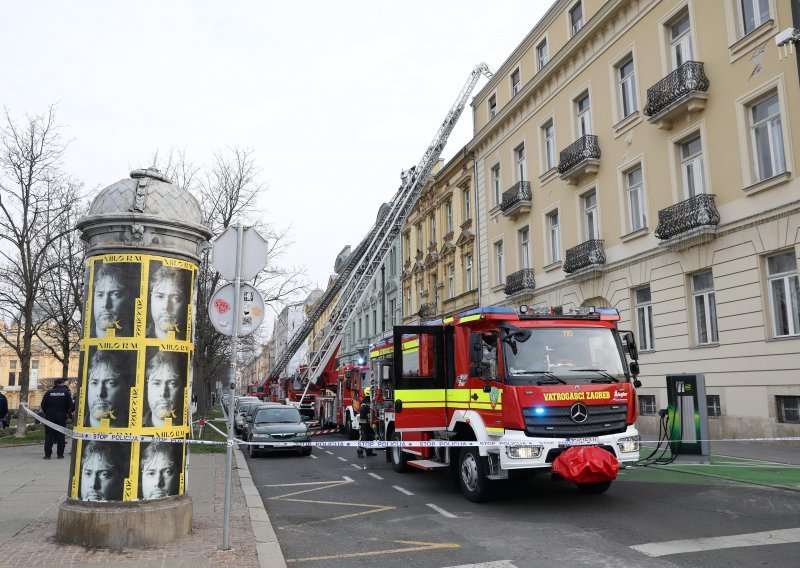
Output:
[{"xmin": 0, "ymin": 442, "xmax": 284, "ymax": 567}]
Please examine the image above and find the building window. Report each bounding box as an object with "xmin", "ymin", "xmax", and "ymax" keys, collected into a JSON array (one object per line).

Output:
[
  {"xmin": 519, "ymin": 227, "xmax": 530, "ymax": 270},
  {"xmin": 463, "ymin": 188, "xmax": 471, "ymax": 221},
  {"xmin": 750, "ymin": 93, "xmax": 785, "ymax": 182},
  {"xmin": 766, "ymin": 251, "xmax": 800, "ymax": 337},
  {"xmin": 373, "ymin": 309, "xmax": 378, "ymax": 335},
  {"xmin": 570, "ymin": 1, "xmax": 584, "ymax": 35},
  {"xmin": 636, "ymin": 286, "xmax": 655, "ymax": 351},
  {"xmin": 431, "ymin": 274, "xmax": 439, "ymax": 304},
  {"xmin": 365, "ymin": 314, "xmax": 369, "ymax": 338},
  {"xmin": 491, "ymin": 165, "xmax": 501, "ymax": 206},
  {"xmin": 515, "ymin": 144, "xmax": 526, "ymax": 182},
  {"xmin": 537, "ymin": 39, "xmax": 548, "ymax": 70},
  {"xmin": 494, "ymin": 241, "xmax": 505, "ymax": 285},
  {"xmin": 692, "ymin": 271, "xmax": 719, "ymax": 345},
  {"xmin": 488, "ymin": 94, "xmax": 497, "ymax": 119},
  {"xmin": 680, "ymin": 135, "xmax": 706, "ymax": 198},
  {"xmin": 389, "ymin": 299, "xmax": 396, "ymax": 326},
  {"xmin": 8, "ymin": 360, "xmax": 17, "ymax": 387},
  {"xmin": 511, "ymin": 68, "xmax": 521, "ymax": 97},
  {"xmin": 707, "ymin": 395, "xmax": 722, "ymax": 419},
  {"xmin": 740, "ymin": 0, "xmax": 770, "ymax": 35},
  {"xmin": 617, "ymin": 56, "xmax": 638, "ymax": 119},
  {"xmin": 447, "ymin": 264, "xmax": 455, "ymax": 299},
  {"xmin": 625, "ymin": 166, "xmax": 646, "ymax": 232},
  {"xmin": 583, "ymin": 190, "xmax": 599, "ymax": 240},
  {"xmin": 776, "ymin": 395, "xmax": 800, "ymax": 423},
  {"xmin": 638, "ymin": 394, "xmax": 657, "ymax": 416},
  {"xmin": 547, "ymin": 210, "xmax": 561, "ymax": 263},
  {"xmin": 670, "ymin": 12, "xmax": 693, "ymax": 69},
  {"xmin": 406, "ymin": 286, "xmax": 412, "ymax": 314},
  {"xmin": 416, "ymin": 225, "xmax": 423, "ymax": 252},
  {"xmin": 404, "ymin": 234, "xmax": 410, "ymax": 261},
  {"xmin": 542, "ymin": 120, "xmax": 555, "ymax": 171},
  {"xmin": 429, "ymin": 214, "xmax": 436, "ymax": 245},
  {"xmin": 576, "ymin": 92, "xmax": 592, "ymax": 136},
  {"xmin": 446, "ymin": 202, "xmax": 453, "ymax": 234},
  {"xmin": 358, "ymin": 319, "xmax": 362, "ymax": 339},
  {"xmin": 465, "ymin": 254, "xmax": 473, "ymax": 290}
]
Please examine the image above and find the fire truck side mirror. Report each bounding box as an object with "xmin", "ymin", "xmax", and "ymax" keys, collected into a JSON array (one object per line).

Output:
[
  {"xmin": 394, "ymin": 399, "xmax": 403, "ymax": 413},
  {"xmin": 623, "ymin": 331, "xmax": 639, "ymax": 361},
  {"xmin": 469, "ymin": 334, "xmax": 483, "ymax": 364}
]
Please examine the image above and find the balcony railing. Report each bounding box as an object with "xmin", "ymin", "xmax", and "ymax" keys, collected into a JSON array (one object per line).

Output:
[
  {"xmin": 500, "ymin": 181, "xmax": 532, "ymax": 219},
  {"xmin": 654, "ymin": 193, "xmax": 720, "ymax": 241},
  {"xmin": 558, "ymin": 135, "xmax": 601, "ymax": 181},
  {"xmin": 563, "ymin": 239, "xmax": 606, "ymax": 274},
  {"xmin": 644, "ymin": 61, "xmax": 709, "ymax": 127},
  {"xmin": 419, "ymin": 302, "xmax": 437, "ymax": 318},
  {"xmin": 504, "ymin": 268, "xmax": 536, "ymax": 296}
]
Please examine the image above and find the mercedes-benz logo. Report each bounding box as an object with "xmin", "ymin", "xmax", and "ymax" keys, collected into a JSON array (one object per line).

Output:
[{"xmin": 570, "ymin": 402, "xmax": 588, "ymax": 423}]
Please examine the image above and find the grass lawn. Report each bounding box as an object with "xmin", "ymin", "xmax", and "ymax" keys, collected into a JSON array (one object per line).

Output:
[
  {"xmin": 188, "ymin": 404, "xmax": 230, "ymax": 454},
  {"xmin": 0, "ymin": 428, "xmax": 45, "ymax": 446}
]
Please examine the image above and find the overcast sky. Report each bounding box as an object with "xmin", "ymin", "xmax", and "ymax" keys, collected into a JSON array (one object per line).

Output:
[{"xmin": 2, "ymin": 0, "xmax": 553, "ymax": 325}]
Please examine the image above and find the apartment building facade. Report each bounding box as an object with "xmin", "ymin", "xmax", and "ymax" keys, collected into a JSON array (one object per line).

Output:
[
  {"xmin": 0, "ymin": 339, "xmax": 80, "ymax": 409},
  {"xmin": 469, "ymin": 0, "xmax": 800, "ymax": 437},
  {"xmin": 402, "ymin": 151, "xmax": 480, "ymax": 322}
]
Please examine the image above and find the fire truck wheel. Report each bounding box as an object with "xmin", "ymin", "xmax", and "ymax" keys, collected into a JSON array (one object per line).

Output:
[
  {"xmin": 390, "ymin": 432, "xmax": 408, "ymax": 473},
  {"xmin": 345, "ymin": 419, "xmax": 356, "ymax": 440},
  {"xmin": 459, "ymin": 447, "xmax": 493, "ymax": 502},
  {"xmin": 575, "ymin": 481, "xmax": 612, "ymax": 494}
]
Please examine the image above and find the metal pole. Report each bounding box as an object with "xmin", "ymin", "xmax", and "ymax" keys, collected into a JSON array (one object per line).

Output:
[{"xmin": 222, "ymin": 222, "xmax": 244, "ymax": 550}]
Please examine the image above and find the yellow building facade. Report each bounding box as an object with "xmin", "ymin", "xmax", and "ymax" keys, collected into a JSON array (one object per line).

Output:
[
  {"xmin": 470, "ymin": 0, "xmax": 800, "ymax": 437},
  {"xmin": 0, "ymin": 339, "xmax": 80, "ymax": 409}
]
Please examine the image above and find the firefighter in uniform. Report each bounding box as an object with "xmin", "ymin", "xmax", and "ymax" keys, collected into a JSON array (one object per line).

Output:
[
  {"xmin": 357, "ymin": 387, "xmax": 376, "ymax": 457},
  {"xmin": 41, "ymin": 377, "xmax": 74, "ymax": 459}
]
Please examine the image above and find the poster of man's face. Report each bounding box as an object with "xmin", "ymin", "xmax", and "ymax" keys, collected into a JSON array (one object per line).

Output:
[
  {"xmin": 90, "ymin": 260, "xmax": 141, "ymax": 338},
  {"xmin": 79, "ymin": 441, "xmax": 130, "ymax": 502},
  {"xmin": 143, "ymin": 348, "xmax": 187, "ymax": 428},
  {"xmin": 146, "ymin": 261, "xmax": 191, "ymax": 341},
  {"xmin": 84, "ymin": 348, "xmax": 136, "ymax": 429},
  {"xmin": 139, "ymin": 442, "xmax": 183, "ymax": 500}
]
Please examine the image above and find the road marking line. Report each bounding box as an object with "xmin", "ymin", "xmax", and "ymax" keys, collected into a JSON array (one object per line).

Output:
[
  {"xmin": 351, "ymin": 463, "xmax": 364, "ymax": 470},
  {"xmin": 310, "ymin": 455, "xmax": 318, "ymax": 459},
  {"xmin": 440, "ymin": 561, "xmax": 518, "ymax": 568},
  {"xmin": 325, "ymin": 450, "xmax": 334, "ymax": 455},
  {"xmin": 368, "ymin": 473, "xmax": 383, "ymax": 480},
  {"xmin": 337, "ymin": 456, "xmax": 348, "ymax": 462},
  {"xmin": 262, "ymin": 481, "xmax": 350, "ymax": 488},
  {"xmin": 342, "ymin": 476, "xmax": 354, "ymax": 482},
  {"xmin": 630, "ymin": 527, "xmax": 800, "ymax": 557},
  {"xmin": 286, "ymin": 540, "xmax": 459, "ymax": 563},
  {"xmin": 426, "ymin": 503, "xmax": 457, "ymax": 518},
  {"xmin": 392, "ymin": 485, "xmax": 414, "ymax": 496}
]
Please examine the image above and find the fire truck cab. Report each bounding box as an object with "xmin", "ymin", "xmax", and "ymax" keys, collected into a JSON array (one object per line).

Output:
[{"xmin": 370, "ymin": 305, "xmax": 642, "ymax": 502}]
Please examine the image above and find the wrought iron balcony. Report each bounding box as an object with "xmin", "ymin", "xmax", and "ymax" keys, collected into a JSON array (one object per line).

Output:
[
  {"xmin": 644, "ymin": 61, "xmax": 709, "ymax": 129},
  {"xmin": 504, "ymin": 268, "xmax": 536, "ymax": 296},
  {"xmin": 563, "ymin": 239, "xmax": 606, "ymax": 274},
  {"xmin": 654, "ymin": 193, "xmax": 720, "ymax": 241},
  {"xmin": 500, "ymin": 181, "xmax": 532, "ymax": 219},
  {"xmin": 558, "ymin": 135, "xmax": 601, "ymax": 184},
  {"xmin": 419, "ymin": 302, "xmax": 437, "ymax": 319}
]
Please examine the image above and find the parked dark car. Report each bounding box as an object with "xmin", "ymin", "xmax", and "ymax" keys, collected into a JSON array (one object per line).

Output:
[
  {"xmin": 243, "ymin": 402, "xmax": 283, "ymax": 439},
  {"xmin": 248, "ymin": 406, "xmax": 311, "ymax": 458}
]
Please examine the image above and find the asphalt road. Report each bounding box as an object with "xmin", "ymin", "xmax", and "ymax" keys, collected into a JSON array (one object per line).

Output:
[{"xmin": 247, "ymin": 434, "xmax": 800, "ymax": 568}]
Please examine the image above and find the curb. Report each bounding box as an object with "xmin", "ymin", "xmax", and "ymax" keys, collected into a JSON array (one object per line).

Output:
[{"xmin": 234, "ymin": 447, "xmax": 288, "ymax": 568}]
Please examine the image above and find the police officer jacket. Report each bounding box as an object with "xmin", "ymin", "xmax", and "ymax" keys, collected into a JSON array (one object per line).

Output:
[{"xmin": 41, "ymin": 385, "xmax": 74, "ymax": 426}]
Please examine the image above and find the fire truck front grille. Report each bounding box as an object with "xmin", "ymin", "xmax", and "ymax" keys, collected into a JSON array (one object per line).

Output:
[{"xmin": 522, "ymin": 404, "xmax": 628, "ymax": 437}]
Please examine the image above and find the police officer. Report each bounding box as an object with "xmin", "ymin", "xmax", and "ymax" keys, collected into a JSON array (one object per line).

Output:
[
  {"xmin": 41, "ymin": 377, "xmax": 74, "ymax": 459},
  {"xmin": 356, "ymin": 387, "xmax": 376, "ymax": 458}
]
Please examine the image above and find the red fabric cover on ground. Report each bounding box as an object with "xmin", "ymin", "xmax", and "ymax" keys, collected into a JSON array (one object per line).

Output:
[{"xmin": 552, "ymin": 446, "xmax": 619, "ymax": 483}]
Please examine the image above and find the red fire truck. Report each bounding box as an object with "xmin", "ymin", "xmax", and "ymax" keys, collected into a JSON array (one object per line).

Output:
[
  {"xmin": 314, "ymin": 363, "xmax": 370, "ymax": 438},
  {"xmin": 368, "ymin": 305, "xmax": 642, "ymax": 502}
]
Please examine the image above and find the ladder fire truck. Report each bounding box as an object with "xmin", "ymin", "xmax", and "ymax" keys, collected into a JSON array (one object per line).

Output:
[
  {"xmin": 258, "ymin": 63, "xmax": 494, "ymax": 421},
  {"xmin": 368, "ymin": 305, "xmax": 643, "ymax": 502}
]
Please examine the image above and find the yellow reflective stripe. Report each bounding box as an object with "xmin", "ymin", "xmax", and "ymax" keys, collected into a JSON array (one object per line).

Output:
[
  {"xmin": 447, "ymin": 389, "xmax": 472, "ymax": 402},
  {"xmin": 403, "ymin": 402, "xmax": 447, "ymax": 408},
  {"xmin": 443, "ymin": 317, "xmax": 454, "ymax": 324},
  {"xmin": 395, "ymin": 389, "xmax": 447, "ymax": 402},
  {"xmin": 470, "ymin": 403, "xmax": 503, "ymax": 410},
  {"xmin": 370, "ymin": 346, "xmax": 392, "ymax": 358},
  {"xmin": 486, "ymin": 427, "xmax": 505, "ymax": 434},
  {"xmin": 459, "ymin": 314, "xmax": 482, "ymax": 322}
]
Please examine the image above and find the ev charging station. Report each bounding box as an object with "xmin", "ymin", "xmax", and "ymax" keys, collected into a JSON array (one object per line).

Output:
[{"xmin": 666, "ymin": 374, "xmax": 711, "ymax": 463}]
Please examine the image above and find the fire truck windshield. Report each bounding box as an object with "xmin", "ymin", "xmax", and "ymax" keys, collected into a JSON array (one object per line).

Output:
[{"xmin": 504, "ymin": 327, "xmax": 627, "ymax": 384}]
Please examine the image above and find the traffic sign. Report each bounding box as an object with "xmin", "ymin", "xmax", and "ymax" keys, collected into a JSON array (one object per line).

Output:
[
  {"xmin": 208, "ymin": 283, "xmax": 265, "ymax": 337},
  {"xmin": 211, "ymin": 226, "xmax": 269, "ymax": 281}
]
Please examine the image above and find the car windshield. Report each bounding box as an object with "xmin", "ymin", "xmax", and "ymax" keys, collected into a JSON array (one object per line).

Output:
[
  {"xmin": 504, "ymin": 327, "xmax": 627, "ymax": 384},
  {"xmin": 256, "ymin": 408, "xmax": 303, "ymax": 424}
]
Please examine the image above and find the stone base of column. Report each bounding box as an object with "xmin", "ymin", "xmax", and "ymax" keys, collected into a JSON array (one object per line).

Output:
[{"xmin": 56, "ymin": 494, "xmax": 193, "ymax": 547}]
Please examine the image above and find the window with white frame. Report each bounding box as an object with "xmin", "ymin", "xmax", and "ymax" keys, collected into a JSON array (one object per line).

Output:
[
  {"xmin": 776, "ymin": 395, "xmax": 800, "ymax": 423},
  {"xmin": 576, "ymin": 93, "xmax": 592, "ymax": 136},
  {"xmin": 680, "ymin": 135, "xmax": 706, "ymax": 198},
  {"xmin": 519, "ymin": 227, "xmax": 530, "ymax": 270},
  {"xmin": 416, "ymin": 225, "xmax": 423, "ymax": 252},
  {"xmin": 429, "ymin": 214, "xmax": 436, "ymax": 245},
  {"xmin": 488, "ymin": 94, "xmax": 497, "ymax": 119},
  {"xmin": 404, "ymin": 234, "xmax": 410, "ymax": 261},
  {"xmin": 635, "ymin": 286, "xmax": 655, "ymax": 350},
  {"xmin": 389, "ymin": 247, "xmax": 397, "ymax": 275},
  {"xmin": 8, "ymin": 359, "xmax": 16, "ymax": 386},
  {"xmin": 583, "ymin": 190, "xmax": 599, "ymax": 240},
  {"xmin": 542, "ymin": 120, "xmax": 555, "ymax": 171},
  {"xmin": 406, "ymin": 286, "xmax": 412, "ymax": 313},
  {"xmin": 692, "ymin": 271, "xmax": 719, "ymax": 344},
  {"xmin": 463, "ymin": 188, "xmax": 471, "ymax": 221},
  {"xmin": 516, "ymin": 144, "xmax": 526, "ymax": 182},
  {"xmin": 638, "ymin": 394, "xmax": 657, "ymax": 416},
  {"xmin": 766, "ymin": 250, "xmax": 800, "ymax": 337},
  {"xmin": 570, "ymin": 1, "xmax": 584, "ymax": 35},
  {"xmin": 670, "ymin": 12, "xmax": 693, "ymax": 69},
  {"xmin": 365, "ymin": 314, "xmax": 369, "ymax": 338},
  {"xmin": 447, "ymin": 264, "xmax": 455, "ymax": 299},
  {"xmin": 465, "ymin": 254, "xmax": 473, "ymax": 290},
  {"xmin": 617, "ymin": 56, "xmax": 638, "ymax": 119},
  {"xmin": 740, "ymin": 0, "xmax": 770, "ymax": 36},
  {"xmin": 547, "ymin": 210, "xmax": 561, "ymax": 263},
  {"xmin": 750, "ymin": 93, "xmax": 786, "ymax": 182},
  {"xmin": 491, "ymin": 165, "xmax": 501, "ymax": 206},
  {"xmin": 358, "ymin": 318, "xmax": 362, "ymax": 339},
  {"xmin": 625, "ymin": 165, "xmax": 646, "ymax": 232},
  {"xmin": 446, "ymin": 201, "xmax": 453, "ymax": 233},
  {"xmin": 495, "ymin": 241, "xmax": 505, "ymax": 284},
  {"xmin": 511, "ymin": 68, "xmax": 521, "ymax": 97},
  {"xmin": 537, "ymin": 39, "xmax": 548, "ymax": 70},
  {"xmin": 373, "ymin": 309, "xmax": 378, "ymax": 335},
  {"xmin": 389, "ymin": 299, "xmax": 396, "ymax": 326}
]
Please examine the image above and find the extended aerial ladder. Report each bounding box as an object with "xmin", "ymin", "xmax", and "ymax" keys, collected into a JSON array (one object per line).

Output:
[{"xmin": 266, "ymin": 63, "xmax": 493, "ymax": 403}]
